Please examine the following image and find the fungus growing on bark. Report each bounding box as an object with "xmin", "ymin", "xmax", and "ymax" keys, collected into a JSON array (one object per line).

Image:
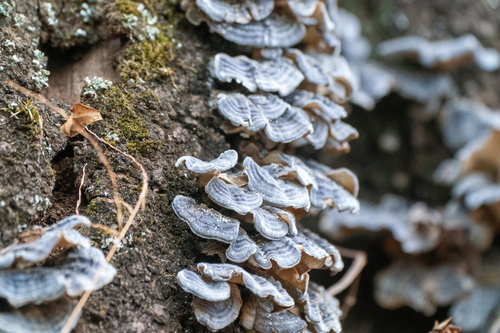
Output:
[
  {"xmin": 209, "ymin": 13, "xmax": 306, "ymax": 48},
  {"xmin": 173, "ymin": 149, "xmax": 353, "ymax": 331},
  {"xmin": 249, "ymin": 207, "xmax": 289, "ymax": 240},
  {"xmin": 211, "ymin": 54, "xmax": 305, "ymax": 96},
  {"xmin": 0, "ymin": 298, "xmax": 79, "ymax": 333},
  {"xmin": 192, "ymin": 284, "xmax": 242, "ymax": 332},
  {"xmin": 375, "ymin": 260, "xmax": 474, "ymax": 316},
  {"xmin": 177, "ymin": 269, "xmax": 231, "ymax": 302},
  {"xmin": 253, "ymin": 236, "xmax": 302, "ymax": 270},
  {"xmin": 320, "ymin": 195, "xmax": 444, "ymax": 254},
  {"xmin": 0, "ymin": 216, "xmax": 116, "ymax": 332},
  {"xmin": 194, "ymin": 0, "xmax": 274, "ymax": 24},
  {"xmin": 225, "ymin": 229, "xmax": 258, "ymax": 263},
  {"xmin": 0, "ymin": 215, "xmax": 91, "ymax": 269},
  {"xmin": 0, "ymin": 247, "xmax": 116, "ymax": 308},
  {"xmin": 303, "ymin": 282, "xmax": 342, "ymax": 333},
  {"xmin": 178, "ymin": 0, "xmax": 364, "ymax": 330},
  {"xmin": 206, "ymin": 177, "xmax": 263, "ymax": 215},
  {"xmin": 171, "ymin": 195, "xmax": 240, "ymax": 243},
  {"xmin": 240, "ymin": 296, "xmax": 308, "ymax": 333},
  {"xmin": 175, "ymin": 149, "xmax": 238, "ymax": 174},
  {"xmin": 191, "ymin": 0, "xmax": 361, "ymax": 153},
  {"xmin": 197, "ymin": 263, "xmax": 295, "ymax": 309},
  {"xmin": 378, "ymin": 34, "xmax": 500, "ymax": 71}
]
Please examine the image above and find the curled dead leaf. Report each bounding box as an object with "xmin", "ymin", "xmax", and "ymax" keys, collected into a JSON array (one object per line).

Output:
[
  {"xmin": 60, "ymin": 103, "xmax": 102, "ymax": 137},
  {"xmin": 430, "ymin": 317, "xmax": 461, "ymax": 333}
]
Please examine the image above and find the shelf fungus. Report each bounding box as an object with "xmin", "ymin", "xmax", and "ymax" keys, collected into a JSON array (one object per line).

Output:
[
  {"xmin": 182, "ymin": 0, "xmax": 305, "ymax": 48},
  {"xmin": 302, "ymin": 282, "xmax": 342, "ymax": 333},
  {"xmin": 375, "ymin": 260, "xmax": 474, "ymax": 316},
  {"xmin": 0, "ymin": 215, "xmax": 116, "ymax": 333},
  {"xmin": 179, "ymin": 1, "xmax": 361, "ymax": 331},
  {"xmin": 171, "ymin": 195, "xmax": 240, "ymax": 243},
  {"xmin": 434, "ymin": 99, "xmax": 500, "ymax": 229},
  {"xmin": 187, "ymin": 0, "xmax": 275, "ymax": 24},
  {"xmin": 333, "ymin": 9, "xmax": 395, "ymax": 110},
  {"xmin": 0, "ymin": 215, "xmax": 91, "ymax": 269},
  {"xmin": 0, "ymin": 298, "xmax": 79, "ymax": 333},
  {"xmin": 211, "ymin": 54, "xmax": 305, "ymax": 97},
  {"xmin": 320, "ymin": 195, "xmax": 445, "ymax": 254},
  {"xmin": 378, "ymin": 34, "xmax": 500, "ymax": 71},
  {"xmin": 185, "ymin": 0, "xmax": 360, "ymax": 154},
  {"xmin": 174, "ymin": 150, "xmax": 353, "ymax": 331},
  {"xmin": 241, "ymin": 296, "xmax": 308, "ymax": 333}
]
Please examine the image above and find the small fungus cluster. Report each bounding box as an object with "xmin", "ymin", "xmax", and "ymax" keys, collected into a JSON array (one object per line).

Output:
[
  {"xmin": 174, "ymin": 150, "xmax": 359, "ymax": 332},
  {"xmin": 182, "ymin": 0, "xmax": 359, "ymax": 154},
  {"xmin": 0, "ymin": 215, "xmax": 116, "ymax": 333}
]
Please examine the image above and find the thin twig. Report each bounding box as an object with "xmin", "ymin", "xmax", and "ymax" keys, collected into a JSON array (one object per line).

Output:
[
  {"xmin": 80, "ymin": 130, "xmax": 124, "ymax": 230},
  {"xmin": 87, "ymin": 128, "xmax": 148, "ymax": 211},
  {"xmin": 7, "ymin": 80, "xmax": 124, "ymax": 230},
  {"xmin": 90, "ymin": 223, "xmax": 119, "ymax": 237},
  {"xmin": 75, "ymin": 161, "xmax": 118, "ymax": 236},
  {"xmin": 60, "ymin": 129, "xmax": 148, "ymax": 333},
  {"xmin": 340, "ymin": 276, "xmax": 361, "ymax": 320},
  {"xmin": 76, "ymin": 164, "xmax": 87, "ymax": 215},
  {"xmin": 118, "ymin": 199, "xmax": 134, "ymax": 214},
  {"xmin": 327, "ymin": 246, "xmax": 367, "ymax": 296},
  {"xmin": 7, "ymin": 80, "xmax": 68, "ymax": 119}
]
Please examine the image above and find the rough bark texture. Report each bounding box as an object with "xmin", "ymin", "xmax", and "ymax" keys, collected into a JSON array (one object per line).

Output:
[
  {"xmin": 1, "ymin": 1, "xmax": 233, "ymax": 332},
  {"xmin": 1, "ymin": 0, "xmax": 499, "ymax": 332}
]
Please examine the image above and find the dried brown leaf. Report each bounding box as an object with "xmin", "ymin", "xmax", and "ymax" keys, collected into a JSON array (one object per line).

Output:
[
  {"xmin": 60, "ymin": 103, "xmax": 102, "ymax": 137},
  {"xmin": 430, "ymin": 318, "xmax": 461, "ymax": 333}
]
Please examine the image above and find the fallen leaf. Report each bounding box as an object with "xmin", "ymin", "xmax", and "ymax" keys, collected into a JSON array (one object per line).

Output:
[
  {"xmin": 18, "ymin": 227, "xmax": 46, "ymax": 243},
  {"xmin": 430, "ymin": 318, "xmax": 461, "ymax": 333},
  {"xmin": 60, "ymin": 103, "xmax": 102, "ymax": 137}
]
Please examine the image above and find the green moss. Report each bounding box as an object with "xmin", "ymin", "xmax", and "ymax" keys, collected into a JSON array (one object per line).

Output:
[
  {"xmin": 95, "ymin": 85, "xmax": 149, "ymax": 141},
  {"xmin": 95, "ymin": 85, "xmax": 131, "ymax": 117},
  {"xmin": 85, "ymin": 198, "xmax": 98, "ymax": 218},
  {"xmin": 118, "ymin": 105, "xmax": 150, "ymax": 141},
  {"xmin": 113, "ymin": 0, "xmax": 177, "ymax": 83},
  {"xmin": 125, "ymin": 139, "xmax": 160, "ymax": 153},
  {"xmin": 84, "ymin": 85, "xmax": 163, "ymax": 155},
  {"xmin": 119, "ymin": 29, "xmax": 176, "ymax": 83},
  {"xmin": 116, "ymin": 0, "xmax": 141, "ymax": 15},
  {"xmin": 2, "ymin": 98, "xmax": 42, "ymax": 139},
  {"xmin": 20, "ymin": 98, "xmax": 41, "ymax": 132}
]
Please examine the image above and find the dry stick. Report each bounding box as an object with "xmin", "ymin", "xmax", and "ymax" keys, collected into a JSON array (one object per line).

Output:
[
  {"xmin": 327, "ymin": 246, "xmax": 367, "ymax": 296},
  {"xmin": 87, "ymin": 128, "xmax": 148, "ymax": 212},
  {"xmin": 7, "ymin": 80, "xmax": 67, "ymax": 119},
  {"xmin": 103, "ymin": 198, "xmax": 134, "ymax": 214},
  {"xmin": 118, "ymin": 199, "xmax": 134, "ymax": 214},
  {"xmin": 75, "ymin": 164, "xmax": 87, "ymax": 215},
  {"xmin": 76, "ymin": 165, "xmax": 119, "ymax": 237},
  {"xmin": 61, "ymin": 129, "xmax": 148, "ymax": 333},
  {"xmin": 340, "ymin": 275, "xmax": 361, "ymax": 321},
  {"xmin": 80, "ymin": 130, "xmax": 124, "ymax": 230},
  {"xmin": 7, "ymin": 80, "xmax": 124, "ymax": 230}
]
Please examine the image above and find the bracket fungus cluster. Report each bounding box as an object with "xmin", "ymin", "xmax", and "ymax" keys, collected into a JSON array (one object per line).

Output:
[
  {"xmin": 182, "ymin": 0, "xmax": 360, "ymax": 154},
  {"xmin": 315, "ymin": 6, "xmax": 500, "ymax": 330},
  {"xmin": 174, "ymin": 150, "xmax": 359, "ymax": 331},
  {"xmin": 330, "ymin": 11, "xmax": 500, "ymax": 112},
  {"xmin": 0, "ymin": 215, "xmax": 116, "ymax": 333},
  {"xmin": 177, "ymin": 0, "xmax": 500, "ymax": 331},
  {"xmin": 378, "ymin": 34, "xmax": 500, "ymax": 72}
]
